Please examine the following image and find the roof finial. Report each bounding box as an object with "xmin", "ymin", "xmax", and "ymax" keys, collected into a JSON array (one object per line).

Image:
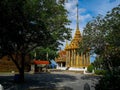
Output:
[
  {"xmin": 73, "ymin": 1, "xmax": 81, "ymax": 39},
  {"xmin": 76, "ymin": 2, "xmax": 79, "ymax": 30}
]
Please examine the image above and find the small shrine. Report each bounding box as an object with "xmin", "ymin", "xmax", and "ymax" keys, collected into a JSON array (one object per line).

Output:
[{"xmin": 30, "ymin": 60, "xmax": 49, "ymax": 73}]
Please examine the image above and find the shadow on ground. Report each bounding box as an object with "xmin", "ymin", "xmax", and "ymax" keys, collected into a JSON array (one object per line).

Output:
[
  {"xmin": 0, "ymin": 75, "xmax": 14, "ymax": 89},
  {"xmin": 81, "ymin": 75, "xmax": 101, "ymax": 80},
  {"xmin": 0, "ymin": 73, "xmax": 76, "ymax": 90},
  {"xmin": 81, "ymin": 75, "xmax": 102, "ymax": 90},
  {"xmin": 27, "ymin": 87, "xmax": 73, "ymax": 90}
]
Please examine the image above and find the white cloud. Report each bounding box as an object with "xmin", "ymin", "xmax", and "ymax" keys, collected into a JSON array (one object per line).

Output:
[
  {"xmin": 89, "ymin": 0, "xmax": 120, "ymax": 15},
  {"xmin": 64, "ymin": 0, "xmax": 119, "ymax": 34},
  {"xmin": 80, "ymin": 14, "xmax": 91, "ymax": 22},
  {"xmin": 60, "ymin": 0, "xmax": 119, "ymax": 50},
  {"xmin": 64, "ymin": 0, "xmax": 92, "ymax": 38},
  {"xmin": 64, "ymin": 0, "xmax": 77, "ymax": 10}
]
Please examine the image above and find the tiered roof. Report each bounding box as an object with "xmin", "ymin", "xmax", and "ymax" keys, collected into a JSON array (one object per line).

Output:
[{"xmin": 65, "ymin": 4, "xmax": 82, "ymax": 50}]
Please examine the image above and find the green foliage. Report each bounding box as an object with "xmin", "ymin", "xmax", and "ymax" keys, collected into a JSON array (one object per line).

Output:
[
  {"xmin": 0, "ymin": 0, "xmax": 72, "ymax": 82},
  {"xmin": 87, "ymin": 64, "xmax": 94, "ymax": 72},
  {"xmin": 30, "ymin": 47, "xmax": 58, "ymax": 60},
  {"xmin": 92, "ymin": 56, "xmax": 104, "ymax": 70},
  {"xmin": 0, "ymin": 0, "xmax": 72, "ymax": 56},
  {"xmin": 81, "ymin": 15, "xmax": 106, "ymax": 55},
  {"xmin": 95, "ymin": 70, "xmax": 120, "ymax": 90},
  {"xmin": 81, "ymin": 4, "xmax": 120, "ymax": 90},
  {"xmin": 94, "ymin": 70, "xmax": 106, "ymax": 75},
  {"xmin": 81, "ymin": 4, "xmax": 120, "ymax": 72}
]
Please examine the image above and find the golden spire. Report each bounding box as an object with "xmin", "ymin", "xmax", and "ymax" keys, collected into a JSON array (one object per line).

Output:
[
  {"xmin": 74, "ymin": 2, "xmax": 81, "ymax": 39},
  {"xmin": 76, "ymin": 3, "xmax": 79, "ymax": 31},
  {"xmin": 69, "ymin": 1, "xmax": 82, "ymax": 49}
]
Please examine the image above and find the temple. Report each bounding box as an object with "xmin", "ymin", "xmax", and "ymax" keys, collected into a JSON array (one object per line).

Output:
[{"xmin": 55, "ymin": 4, "xmax": 90, "ymax": 70}]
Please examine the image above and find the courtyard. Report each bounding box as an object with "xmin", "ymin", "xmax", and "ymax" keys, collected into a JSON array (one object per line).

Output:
[{"xmin": 0, "ymin": 71, "xmax": 100, "ymax": 90}]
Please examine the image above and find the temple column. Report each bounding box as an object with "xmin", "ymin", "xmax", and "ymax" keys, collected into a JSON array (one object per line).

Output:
[
  {"xmin": 80, "ymin": 53, "xmax": 83, "ymax": 66},
  {"xmin": 83, "ymin": 53, "xmax": 86, "ymax": 67},
  {"xmin": 71, "ymin": 49, "xmax": 74, "ymax": 67},
  {"xmin": 70, "ymin": 50, "xmax": 72, "ymax": 66},
  {"xmin": 67, "ymin": 50, "xmax": 69, "ymax": 67},
  {"xmin": 60, "ymin": 63, "xmax": 63, "ymax": 67},
  {"xmin": 73, "ymin": 49, "xmax": 75, "ymax": 67},
  {"xmin": 70, "ymin": 50, "xmax": 71, "ymax": 66},
  {"xmin": 77, "ymin": 52, "xmax": 79, "ymax": 66},
  {"xmin": 74, "ymin": 49, "xmax": 76, "ymax": 67},
  {"xmin": 85, "ymin": 53, "xmax": 87, "ymax": 66},
  {"xmin": 86, "ymin": 52, "xmax": 88, "ymax": 65},
  {"xmin": 72, "ymin": 49, "xmax": 74, "ymax": 66},
  {"xmin": 75, "ymin": 50, "xmax": 77, "ymax": 67},
  {"xmin": 76, "ymin": 51, "xmax": 79, "ymax": 67},
  {"xmin": 87, "ymin": 52, "xmax": 90, "ymax": 65},
  {"xmin": 66, "ymin": 50, "xmax": 68, "ymax": 67},
  {"xmin": 86, "ymin": 52, "xmax": 89, "ymax": 65},
  {"xmin": 68, "ymin": 50, "xmax": 71, "ymax": 66},
  {"xmin": 84, "ymin": 53, "xmax": 86, "ymax": 66},
  {"xmin": 82, "ymin": 53, "xmax": 85, "ymax": 66},
  {"xmin": 68, "ymin": 50, "xmax": 70, "ymax": 67},
  {"xmin": 86, "ymin": 52, "xmax": 89, "ymax": 66}
]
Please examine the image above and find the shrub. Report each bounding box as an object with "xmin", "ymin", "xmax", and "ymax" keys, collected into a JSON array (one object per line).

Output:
[
  {"xmin": 87, "ymin": 64, "xmax": 94, "ymax": 72},
  {"xmin": 94, "ymin": 70, "xmax": 106, "ymax": 75},
  {"xmin": 95, "ymin": 72, "xmax": 120, "ymax": 90}
]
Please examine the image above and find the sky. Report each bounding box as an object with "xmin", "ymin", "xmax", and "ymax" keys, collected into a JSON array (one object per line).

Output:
[
  {"xmin": 61, "ymin": 0, "xmax": 120, "ymax": 63},
  {"xmin": 64, "ymin": 0, "xmax": 119, "ymax": 36}
]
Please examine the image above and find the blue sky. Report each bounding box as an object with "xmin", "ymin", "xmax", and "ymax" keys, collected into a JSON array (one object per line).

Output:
[
  {"xmin": 64, "ymin": 0, "xmax": 119, "ymax": 35},
  {"xmin": 61, "ymin": 0, "xmax": 120, "ymax": 63}
]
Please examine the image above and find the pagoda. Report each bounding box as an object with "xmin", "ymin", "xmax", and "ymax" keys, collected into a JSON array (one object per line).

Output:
[{"xmin": 55, "ymin": 3, "xmax": 90, "ymax": 69}]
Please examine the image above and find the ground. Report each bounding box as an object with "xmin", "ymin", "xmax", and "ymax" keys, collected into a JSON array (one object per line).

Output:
[{"xmin": 0, "ymin": 70, "xmax": 100, "ymax": 90}]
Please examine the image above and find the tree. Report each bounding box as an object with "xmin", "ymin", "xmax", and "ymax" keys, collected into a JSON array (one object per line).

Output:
[
  {"xmin": 80, "ymin": 4, "xmax": 120, "ymax": 69},
  {"xmin": 0, "ymin": 0, "xmax": 71, "ymax": 82},
  {"xmin": 93, "ymin": 56, "xmax": 103, "ymax": 70},
  {"xmin": 80, "ymin": 4, "xmax": 120, "ymax": 90},
  {"xmin": 81, "ymin": 14, "xmax": 106, "ymax": 54},
  {"xmin": 30, "ymin": 47, "xmax": 58, "ymax": 60}
]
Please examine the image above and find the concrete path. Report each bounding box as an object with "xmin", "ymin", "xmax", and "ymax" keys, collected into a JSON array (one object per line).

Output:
[{"xmin": 0, "ymin": 71, "xmax": 100, "ymax": 90}]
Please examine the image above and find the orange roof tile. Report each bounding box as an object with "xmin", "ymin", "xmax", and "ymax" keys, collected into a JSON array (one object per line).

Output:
[{"xmin": 34, "ymin": 60, "xmax": 49, "ymax": 65}]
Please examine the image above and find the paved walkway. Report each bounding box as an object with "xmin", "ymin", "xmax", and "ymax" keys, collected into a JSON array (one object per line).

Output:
[{"xmin": 0, "ymin": 71, "xmax": 100, "ymax": 90}]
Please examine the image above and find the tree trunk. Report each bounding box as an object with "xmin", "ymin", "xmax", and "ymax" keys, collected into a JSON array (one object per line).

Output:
[
  {"xmin": 15, "ymin": 53, "xmax": 25, "ymax": 83},
  {"xmin": 9, "ymin": 53, "xmax": 25, "ymax": 83},
  {"xmin": 20, "ymin": 53, "xmax": 25, "ymax": 82},
  {"xmin": 19, "ymin": 68, "xmax": 24, "ymax": 82}
]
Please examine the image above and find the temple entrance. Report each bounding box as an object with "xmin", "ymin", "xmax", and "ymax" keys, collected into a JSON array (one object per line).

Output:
[{"xmin": 57, "ymin": 61, "xmax": 66, "ymax": 67}]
